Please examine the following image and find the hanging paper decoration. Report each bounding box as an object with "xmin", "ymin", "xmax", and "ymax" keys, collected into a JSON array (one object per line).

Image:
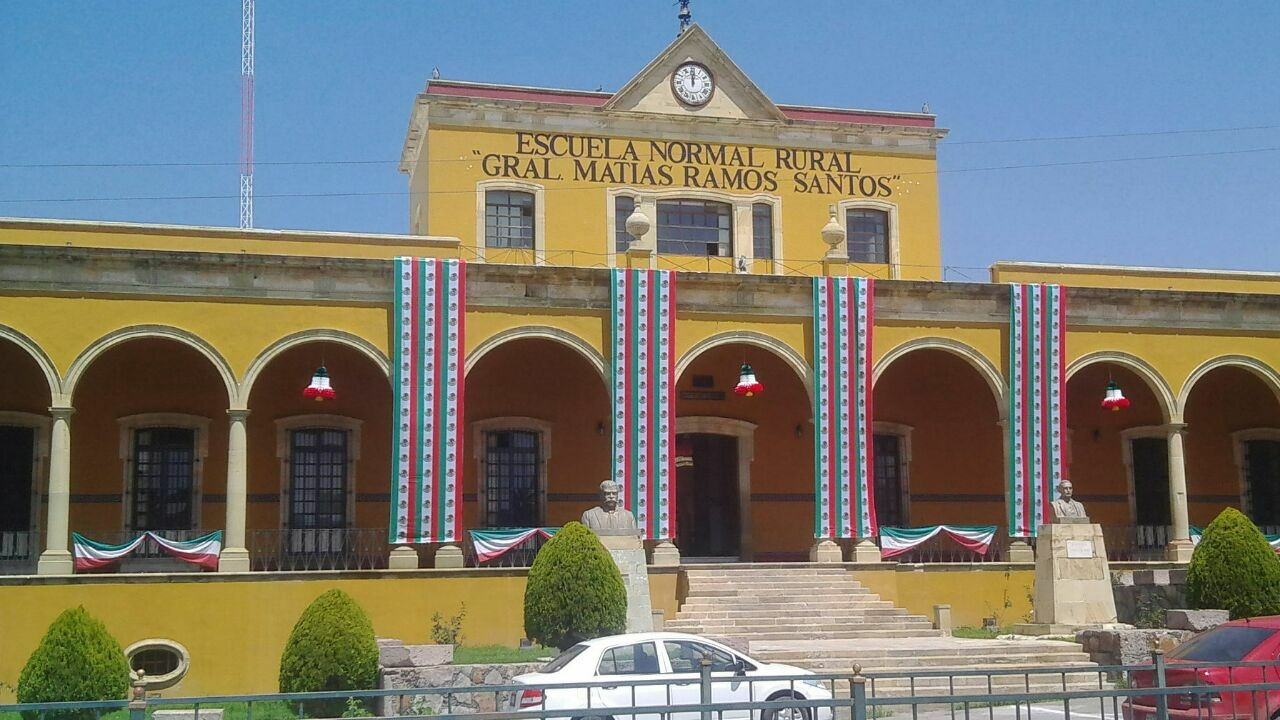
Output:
[
  {"xmin": 72, "ymin": 531, "xmax": 222, "ymax": 571},
  {"xmin": 469, "ymin": 527, "xmax": 558, "ymax": 562},
  {"xmin": 879, "ymin": 525, "xmax": 997, "ymax": 558},
  {"xmin": 1008, "ymin": 283, "xmax": 1067, "ymax": 538},
  {"xmin": 303, "ymin": 366, "xmax": 336, "ymax": 401},
  {"xmin": 390, "ymin": 257, "xmax": 466, "ymax": 545},
  {"xmin": 812, "ymin": 276, "xmax": 877, "ymax": 540},
  {"xmin": 610, "ymin": 268, "xmax": 676, "ymax": 541},
  {"xmin": 734, "ymin": 363, "xmax": 763, "ymax": 396},
  {"xmin": 1101, "ymin": 380, "xmax": 1129, "ymax": 412}
]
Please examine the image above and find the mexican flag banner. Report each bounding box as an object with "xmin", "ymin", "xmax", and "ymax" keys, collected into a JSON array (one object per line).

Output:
[{"xmin": 1008, "ymin": 283, "xmax": 1066, "ymax": 538}]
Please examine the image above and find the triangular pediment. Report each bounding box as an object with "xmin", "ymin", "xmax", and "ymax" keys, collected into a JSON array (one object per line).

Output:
[{"xmin": 604, "ymin": 25, "xmax": 786, "ymax": 122}]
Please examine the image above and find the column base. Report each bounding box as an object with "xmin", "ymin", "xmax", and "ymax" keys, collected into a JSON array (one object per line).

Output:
[
  {"xmin": 37, "ymin": 551, "xmax": 75, "ymax": 576},
  {"xmin": 434, "ymin": 544, "xmax": 464, "ymax": 569},
  {"xmin": 1006, "ymin": 539, "xmax": 1035, "ymax": 563},
  {"xmin": 851, "ymin": 538, "xmax": 882, "ymax": 563},
  {"xmin": 217, "ymin": 548, "xmax": 251, "ymax": 573},
  {"xmin": 388, "ymin": 546, "xmax": 420, "ymax": 570},
  {"xmin": 809, "ymin": 539, "xmax": 843, "ymax": 563},
  {"xmin": 650, "ymin": 541, "xmax": 680, "ymax": 567},
  {"xmin": 1165, "ymin": 539, "xmax": 1194, "ymax": 563},
  {"xmin": 626, "ymin": 246, "xmax": 655, "ymax": 269}
]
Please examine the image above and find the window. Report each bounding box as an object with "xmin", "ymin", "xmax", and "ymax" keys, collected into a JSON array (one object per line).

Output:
[
  {"xmin": 124, "ymin": 639, "xmax": 190, "ymax": 690},
  {"xmin": 288, "ymin": 428, "xmax": 350, "ymax": 529},
  {"xmin": 1130, "ymin": 437, "xmax": 1171, "ymax": 526},
  {"xmin": 1244, "ymin": 439, "xmax": 1280, "ymax": 524},
  {"xmin": 541, "ymin": 644, "xmax": 588, "ymax": 673},
  {"xmin": 597, "ymin": 642, "xmax": 661, "ymax": 675},
  {"xmin": 0, "ymin": 426, "xmax": 34, "ymax": 532},
  {"xmin": 485, "ymin": 190, "xmax": 535, "ymax": 249},
  {"xmin": 752, "ymin": 203, "xmax": 773, "ymax": 260},
  {"xmin": 132, "ymin": 427, "xmax": 196, "ymax": 532},
  {"xmin": 484, "ymin": 430, "xmax": 541, "ymax": 527},
  {"xmin": 873, "ymin": 434, "xmax": 905, "ymax": 528},
  {"xmin": 615, "ymin": 195, "xmax": 636, "ymax": 252},
  {"xmin": 662, "ymin": 640, "xmax": 741, "ymax": 674},
  {"xmin": 846, "ymin": 208, "xmax": 889, "ymax": 264},
  {"xmin": 657, "ymin": 199, "xmax": 732, "ymax": 256}
]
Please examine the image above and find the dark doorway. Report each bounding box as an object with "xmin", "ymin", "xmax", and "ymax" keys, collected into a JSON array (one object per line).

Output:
[
  {"xmin": 675, "ymin": 433, "xmax": 740, "ymax": 558},
  {"xmin": 1131, "ymin": 437, "xmax": 1171, "ymax": 526},
  {"xmin": 0, "ymin": 426, "xmax": 35, "ymax": 532}
]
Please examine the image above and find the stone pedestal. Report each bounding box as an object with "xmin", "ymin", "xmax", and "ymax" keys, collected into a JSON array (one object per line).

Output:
[
  {"xmin": 810, "ymin": 539, "xmax": 843, "ymax": 563},
  {"xmin": 651, "ymin": 540, "xmax": 681, "ymax": 567},
  {"xmin": 389, "ymin": 546, "xmax": 420, "ymax": 570},
  {"xmin": 598, "ymin": 533, "xmax": 654, "ymax": 633},
  {"xmin": 434, "ymin": 544, "xmax": 464, "ymax": 569},
  {"xmin": 1014, "ymin": 522, "xmax": 1117, "ymax": 635},
  {"xmin": 1006, "ymin": 539, "xmax": 1035, "ymax": 563},
  {"xmin": 217, "ymin": 548, "xmax": 251, "ymax": 573},
  {"xmin": 1166, "ymin": 539, "xmax": 1194, "ymax": 563},
  {"xmin": 851, "ymin": 538, "xmax": 882, "ymax": 563}
]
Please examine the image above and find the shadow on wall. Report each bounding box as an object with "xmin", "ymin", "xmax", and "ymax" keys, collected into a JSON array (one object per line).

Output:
[{"xmin": 1112, "ymin": 568, "xmax": 1187, "ymax": 628}]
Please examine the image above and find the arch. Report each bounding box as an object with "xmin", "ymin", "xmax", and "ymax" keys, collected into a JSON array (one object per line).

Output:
[
  {"xmin": 65, "ymin": 325, "xmax": 237, "ymax": 406},
  {"xmin": 676, "ymin": 331, "xmax": 812, "ymax": 403},
  {"xmin": 1065, "ymin": 351, "xmax": 1176, "ymax": 423},
  {"xmin": 465, "ymin": 326, "xmax": 608, "ymax": 392},
  {"xmin": 873, "ymin": 337, "xmax": 1006, "ymax": 418},
  {"xmin": 0, "ymin": 324, "xmax": 63, "ymax": 401},
  {"xmin": 241, "ymin": 329, "xmax": 391, "ymax": 408},
  {"xmin": 1177, "ymin": 355, "xmax": 1280, "ymax": 420}
]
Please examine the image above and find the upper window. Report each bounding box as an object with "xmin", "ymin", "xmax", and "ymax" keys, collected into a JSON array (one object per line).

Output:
[
  {"xmin": 752, "ymin": 204, "xmax": 774, "ymax": 260},
  {"xmin": 846, "ymin": 208, "xmax": 890, "ymax": 264},
  {"xmin": 657, "ymin": 200, "xmax": 732, "ymax": 256},
  {"xmin": 0, "ymin": 426, "xmax": 35, "ymax": 532},
  {"xmin": 485, "ymin": 190, "xmax": 535, "ymax": 249},
  {"xmin": 615, "ymin": 196, "xmax": 636, "ymax": 252},
  {"xmin": 597, "ymin": 642, "xmax": 661, "ymax": 676},
  {"xmin": 662, "ymin": 640, "xmax": 739, "ymax": 674},
  {"xmin": 1130, "ymin": 437, "xmax": 1171, "ymax": 526},
  {"xmin": 132, "ymin": 427, "xmax": 196, "ymax": 532},
  {"xmin": 1244, "ymin": 439, "xmax": 1280, "ymax": 525},
  {"xmin": 484, "ymin": 430, "xmax": 541, "ymax": 528},
  {"xmin": 289, "ymin": 428, "xmax": 350, "ymax": 530},
  {"xmin": 873, "ymin": 434, "xmax": 905, "ymax": 528}
]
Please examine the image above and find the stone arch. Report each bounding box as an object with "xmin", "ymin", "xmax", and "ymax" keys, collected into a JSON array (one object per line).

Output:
[
  {"xmin": 240, "ymin": 329, "xmax": 390, "ymax": 408},
  {"xmin": 676, "ymin": 330, "xmax": 812, "ymax": 403},
  {"xmin": 873, "ymin": 337, "xmax": 1005, "ymax": 419},
  {"xmin": 1065, "ymin": 351, "xmax": 1176, "ymax": 423},
  {"xmin": 0, "ymin": 323, "xmax": 62, "ymax": 401},
  {"xmin": 466, "ymin": 326, "xmax": 608, "ymax": 392},
  {"xmin": 1177, "ymin": 355, "xmax": 1280, "ymax": 420},
  {"xmin": 65, "ymin": 325, "xmax": 237, "ymax": 406}
]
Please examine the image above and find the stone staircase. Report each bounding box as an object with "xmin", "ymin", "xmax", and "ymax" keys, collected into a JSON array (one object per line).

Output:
[{"xmin": 667, "ymin": 564, "xmax": 1104, "ymax": 698}]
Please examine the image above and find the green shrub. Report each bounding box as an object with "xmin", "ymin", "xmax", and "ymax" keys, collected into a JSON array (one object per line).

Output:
[
  {"xmin": 523, "ymin": 522, "xmax": 626, "ymax": 650},
  {"xmin": 278, "ymin": 589, "xmax": 379, "ymax": 717},
  {"xmin": 1187, "ymin": 507, "xmax": 1280, "ymax": 619},
  {"xmin": 16, "ymin": 606, "xmax": 130, "ymax": 720}
]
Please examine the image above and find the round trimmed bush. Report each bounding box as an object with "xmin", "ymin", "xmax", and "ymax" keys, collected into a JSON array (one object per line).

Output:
[
  {"xmin": 1187, "ymin": 507, "xmax": 1280, "ymax": 619},
  {"xmin": 17, "ymin": 606, "xmax": 129, "ymax": 720},
  {"xmin": 524, "ymin": 521, "xmax": 627, "ymax": 650},
  {"xmin": 279, "ymin": 589, "xmax": 378, "ymax": 717}
]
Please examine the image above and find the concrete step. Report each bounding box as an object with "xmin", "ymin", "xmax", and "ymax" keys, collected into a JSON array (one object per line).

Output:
[
  {"xmin": 685, "ymin": 586, "xmax": 872, "ymax": 597},
  {"xmin": 668, "ymin": 610, "xmax": 911, "ymax": 624},
  {"xmin": 668, "ymin": 622, "xmax": 938, "ymax": 635},
  {"xmin": 685, "ymin": 582, "xmax": 865, "ymax": 592},
  {"xmin": 753, "ymin": 645, "xmax": 1089, "ymax": 664},
  {"xmin": 706, "ymin": 629, "xmax": 947, "ymax": 643},
  {"xmin": 761, "ymin": 653, "xmax": 1095, "ymax": 671}
]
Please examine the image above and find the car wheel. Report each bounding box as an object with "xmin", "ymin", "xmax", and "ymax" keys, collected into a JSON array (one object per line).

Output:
[{"xmin": 763, "ymin": 691, "xmax": 811, "ymax": 720}]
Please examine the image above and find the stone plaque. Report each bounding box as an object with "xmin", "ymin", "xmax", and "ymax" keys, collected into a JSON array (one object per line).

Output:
[{"xmin": 1066, "ymin": 540, "xmax": 1094, "ymax": 559}]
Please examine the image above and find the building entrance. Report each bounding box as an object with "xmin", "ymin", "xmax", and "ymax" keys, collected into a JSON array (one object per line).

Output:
[{"xmin": 675, "ymin": 433, "xmax": 740, "ymax": 558}]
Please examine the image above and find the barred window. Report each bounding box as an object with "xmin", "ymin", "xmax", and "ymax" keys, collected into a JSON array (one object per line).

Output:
[
  {"xmin": 657, "ymin": 200, "xmax": 732, "ymax": 256},
  {"xmin": 289, "ymin": 428, "xmax": 349, "ymax": 529},
  {"xmin": 752, "ymin": 203, "xmax": 774, "ymax": 260},
  {"xmin": 873, "ymin": 434, "xmax": 904, "ymax": 527},
  {"xmin": 615, "ymin": 196, "xmax": 636, "ymax": 252},
  {"xmin": 846, "ymin": 208, "xmax": 889, "ymax": 264},
  {"xmin": 485, "ymin": 190, "xmax": 535, "ymax": 249},
  {"xmin": 484, "ymin": 430, "xmax": 540, "ymax": 527},
  {"xmin": 132, "ymin": 427, "xmax": 195, "ymax": 531}
]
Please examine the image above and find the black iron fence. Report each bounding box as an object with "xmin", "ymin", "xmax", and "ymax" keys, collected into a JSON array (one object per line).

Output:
[{"xmin": 248, "ymin": 528, "xmax": 389, "ymax": 571}]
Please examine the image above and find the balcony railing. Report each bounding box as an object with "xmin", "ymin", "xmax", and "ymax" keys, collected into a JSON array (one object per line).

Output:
[
  {"xmin": 882, "ymin": 527, "xmax": 1031, "ymax": 564},
  {"xmin": 1103, "ymin": 524, "xmax": 1172, "ymax": 561},
  {"xmin": 0, "ymin": 530, "xmax": 37, "ymax": 574},
  {"xmin": 248, "ymin": 528, "xmax": 389, "ymax": 571}
]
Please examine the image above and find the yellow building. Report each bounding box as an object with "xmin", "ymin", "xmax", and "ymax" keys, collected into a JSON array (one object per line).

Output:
[{"xmin": 1, "ymin": 25, "xmax": 1278, "ymax": 698}]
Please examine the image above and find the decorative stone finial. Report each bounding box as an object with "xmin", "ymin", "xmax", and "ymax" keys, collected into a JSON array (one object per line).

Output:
[
  {"xmin": 821, "ymin": 205, "xmax": 845, "ymax": 251},
  {"xmin": 625, "ymin": 207, "xmax": 651, "ymax": 244}
]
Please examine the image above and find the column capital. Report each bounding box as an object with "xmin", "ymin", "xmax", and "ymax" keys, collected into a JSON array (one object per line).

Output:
[
  {"xmin": 227, "ymin": 408, "xmax": 252, "ymax": 422},
  {"xmin": 48, "ymin": 406, "xmax": 75, "ymax": 420},
  {"xmin": 1164, "ymin": 422, "xmax": 1189, "ymax": 435}
]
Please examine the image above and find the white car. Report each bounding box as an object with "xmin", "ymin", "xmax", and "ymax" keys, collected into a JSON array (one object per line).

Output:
[{"xmin": 509, "ymin": 631, "xmax": 834, "ymax": 720}]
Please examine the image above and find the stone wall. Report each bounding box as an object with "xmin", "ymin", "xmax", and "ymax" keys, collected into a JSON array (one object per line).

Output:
[
  {"xmin": 1076, "ymin": 628, "xmax": 1195, "ymax": 667},
  {"xmin": 379, "ymin": 663, "xmax": 543, "ymax": 716},
  {"xmin": 1112, "ymin": 568, "xmax": 1187, "ymax": 627}
]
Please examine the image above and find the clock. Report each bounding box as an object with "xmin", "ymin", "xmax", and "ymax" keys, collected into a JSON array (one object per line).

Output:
[{"xmin": 672, "ymin": 62, "xmax": 714, "ymax": 107}]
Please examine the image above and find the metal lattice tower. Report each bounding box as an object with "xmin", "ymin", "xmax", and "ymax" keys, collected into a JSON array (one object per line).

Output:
[{"xmin": 240, "ymin": 0, "xmax": 255, "ymax": 229}]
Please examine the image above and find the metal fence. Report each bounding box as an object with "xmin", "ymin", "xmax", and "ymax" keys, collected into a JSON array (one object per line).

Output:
[{"xmin": 248, "ymin": 528, "xmax": 390, "ymax": 571}]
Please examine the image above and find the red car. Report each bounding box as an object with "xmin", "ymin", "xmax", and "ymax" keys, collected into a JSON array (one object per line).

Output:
[{"xmin": 1125, "ymin": 617, "xmax": 1280, "ymax": 720}]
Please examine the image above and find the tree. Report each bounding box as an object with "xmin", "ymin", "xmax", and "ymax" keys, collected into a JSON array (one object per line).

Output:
[
  {"xmin": 1186, "ymin": 507, "xmax": 1280, "ymax": 619},
  {"xmin": 524, "ymin": 522, "xmax": 627, "ymax": 650},
  {"xmin": 17, "ymin": 606, "xmax": 130, "ymax": 720},
  {"xmin": 279, "ymin": 589, "xmax": 379, "ymax": 717}
]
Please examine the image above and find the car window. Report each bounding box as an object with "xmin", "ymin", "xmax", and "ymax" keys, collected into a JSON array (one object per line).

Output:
[
  {"xmin": 1168, "ymin": 626, "xmax": 1276, "ymax": 662},
  {"xmin": 597, "ymin": 642, "xmax": 661, "ymax": 675},
  {"xmin": 663, "ymin": 640, "xmax": 738, "ymax": 673},
  {"xmin": 541, "ymin": 644, "xmax": 588, "ymax": 673}
]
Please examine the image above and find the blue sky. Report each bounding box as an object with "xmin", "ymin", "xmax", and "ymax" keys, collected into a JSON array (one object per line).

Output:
[{"xmin": 2, "ymin": 2, "xmax": 1277, "ymax": 276}]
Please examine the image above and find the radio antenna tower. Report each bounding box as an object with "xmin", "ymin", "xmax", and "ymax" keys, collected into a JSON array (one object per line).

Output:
[
  {"xmin": 678, "ymin": 0, "xmax": 692, "ymax": 33},
  {"xmin": 240, "ymin": 0, "xmax": 255, "ymax": 229}
]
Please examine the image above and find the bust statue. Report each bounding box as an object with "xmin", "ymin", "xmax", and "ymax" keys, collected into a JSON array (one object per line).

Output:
[
  {"xmin": 1050, "ymin": 480, "xmax": 1088, "ymax": 521},
  {"xmin": 581, "ymin": 480, "xmax": 638, "ymax": 533}
]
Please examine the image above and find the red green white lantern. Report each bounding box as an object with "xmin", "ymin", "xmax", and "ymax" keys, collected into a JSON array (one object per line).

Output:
[
  {"xmin": 1101, "ymin": 380, "xmax": 1128, "ymax": 412},
  {"xmin": 734, "ymin": 363, "xmax": 763, "ymax": 397},
  {"xmin": 304, "ymin": 366, "xmax": 336, "ymax": 401}
]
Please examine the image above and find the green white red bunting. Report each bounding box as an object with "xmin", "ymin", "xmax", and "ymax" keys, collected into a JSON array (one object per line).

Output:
[
  {"xmin": 1008, "ymin": 283, "xmax": 1066, "ymax": 537},
  {"xmin": 391, "ymin": 257, "xmax": 466, "ymax": 545},
  {"xmin": 812, "ymin": 276, "xmax": 877, "ymax": 539},
  {"xmin": 610, "ymin": 268, "xmax": 676, "ymax": 541},
  {"xmin": 72, "ymin": 531, "xmax": 222, "ymax": 571},
  {"xmin": 878, "ymin": 525, "xmax": 997, "ymax": 558},
  {"xmin": 469, "ymin": 528, "xmax": 558, "ymax": 562}
]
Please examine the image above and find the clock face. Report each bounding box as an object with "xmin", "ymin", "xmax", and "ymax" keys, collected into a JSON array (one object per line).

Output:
[{"xmin": 672, "ymin": 62, "xmax": 714, "ymax": 107}]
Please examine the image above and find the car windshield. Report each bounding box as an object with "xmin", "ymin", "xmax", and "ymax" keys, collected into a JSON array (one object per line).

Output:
[
  {"xmin": 1168, "ymin": 626, "xmax": 1275, "ymax": 662},
  {"xmin": 540, "ymin": 644, "xmax": 588, "ymax": 673}
]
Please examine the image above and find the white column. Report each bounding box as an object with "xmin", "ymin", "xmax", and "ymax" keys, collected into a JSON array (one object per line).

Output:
[
  {"xmin": 1166, "ymin": 423, "xmax": 1193, "ymax": 562},
  {"xmin": 219, "ymin": 409, "xmax": 251, "ymax": 572},
  {"xmin": 37, "ymin": 406, "xmax": 75, "ymax": 575}
]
